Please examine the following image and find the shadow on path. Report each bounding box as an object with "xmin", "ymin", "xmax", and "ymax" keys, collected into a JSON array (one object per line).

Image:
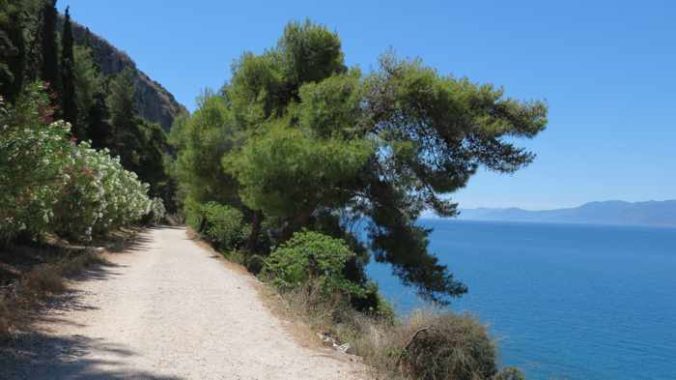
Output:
[
  {"xmin": 0, "ymin": 230, "xmax": 178, "ymax": 379},
  {"xmin": 0, "ymin": 332, "xmax": 180, "ymax": 379}
]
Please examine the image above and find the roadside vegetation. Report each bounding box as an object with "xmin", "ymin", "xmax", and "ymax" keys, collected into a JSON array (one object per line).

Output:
[
  {"xmin": 175, "ymin": 20, "xmax": 546, "ymax": 379},
  {"xmin": 1, "ymin": 0, "xmax": 168, "ymax": 337}
]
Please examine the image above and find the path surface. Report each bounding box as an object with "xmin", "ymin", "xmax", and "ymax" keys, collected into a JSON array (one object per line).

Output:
[{"xmin": 0, "ymin": 227, "xmax": 366, "ymax": 379}]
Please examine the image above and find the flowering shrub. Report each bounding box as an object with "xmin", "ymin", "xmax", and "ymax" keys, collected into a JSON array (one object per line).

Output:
[
  {"xmin": 147, "ymin": 198, "xmax": 167, "ymax": 225},
  {"xmin": 1, "ymin": 83, "xmax": 154, "ymax": 244},
  {"xmin": 0, "ymin": 86, "xmax": 71, "ymax": 243},
  {"xmin": 54, "ymin": 142, "xmax": 152, "ymax": 240}
]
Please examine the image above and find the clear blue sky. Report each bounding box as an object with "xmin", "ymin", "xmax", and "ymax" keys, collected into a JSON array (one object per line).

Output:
[{"xmin": 57, "ymin": 0, "xmax": 676, "ymax": 210}]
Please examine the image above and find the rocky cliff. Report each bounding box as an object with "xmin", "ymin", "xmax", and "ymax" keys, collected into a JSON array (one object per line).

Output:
[{"xmin": 69, "ymin": 22, "xmax": 186, "ymax": 130}]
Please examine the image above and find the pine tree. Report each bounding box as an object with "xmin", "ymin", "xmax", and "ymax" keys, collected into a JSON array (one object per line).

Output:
[
  {"xmin": 60, "ymin": 6, "xmax": 78, "ymax": 134},
  {"xmin": 39, "ymin": 0, "xmax": 59, "ymax": 101}
]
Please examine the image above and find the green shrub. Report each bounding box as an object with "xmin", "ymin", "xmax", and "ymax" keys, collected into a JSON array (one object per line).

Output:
[
  {"xmin": 1, "ymin": 83, "xmax": 154, "ymax": 244},
  {"xmin": 398, "ymin": 312, "xmax": 498, "ymax": 380},
  {"xmin": 245, "ymin": 254, "xmax": 265, "ymax": 274},
  {"xmin": 184, "ymin": 198, "xmax": 207, "ymax": 231},
  {"xmin": 146, "ymin": 197, "xmax": 167, "ymax": 224},
  {"xmin": 200, "ymin": 202, "xmax": 249, "ymax": 251},
  {"xmin": 0, "ymin": 85, "xmax": 72, "ymax": 244},
  {"xmin": 53, "ymin": 142, "xmax": 152, "ymax": 241},
  {"xmin": 263, "ymin": 231, "xmax": 365, "ymax": 298}
]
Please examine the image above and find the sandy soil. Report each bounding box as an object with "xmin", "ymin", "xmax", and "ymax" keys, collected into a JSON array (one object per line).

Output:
[{"xmin": 0, "ymin": 227, "xmax": 366, "ymax": 379}]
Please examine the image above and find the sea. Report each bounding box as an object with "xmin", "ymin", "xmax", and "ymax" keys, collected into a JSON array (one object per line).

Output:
[{"xmin": 367, "ymin": 220, "xmax": 676, "ymax": 380}]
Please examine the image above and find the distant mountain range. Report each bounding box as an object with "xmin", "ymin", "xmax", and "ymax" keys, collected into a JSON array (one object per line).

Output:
[{"xmin": 458, "ymin": 200, "xmax": 676, "ymax": 227}]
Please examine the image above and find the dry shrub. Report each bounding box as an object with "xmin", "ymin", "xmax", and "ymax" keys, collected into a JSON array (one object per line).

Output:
[
  {"xmin": 395, "ymin": 311, "xmax": 497, "ymax": 380},
  {"xmin": 21, "ymin": 265, "xmax": 65, "ymax": 295},
  {"xmin": 59, "ymin": 251, "xmax": 105, "ymax": 277}
]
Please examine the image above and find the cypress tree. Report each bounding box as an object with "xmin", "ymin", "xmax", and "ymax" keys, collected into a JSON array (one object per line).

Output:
[
  {"xmin": 39, "ymin": 0, "xmax": 59, "ymax": 100},
  {"xmin": 61, "ymin": 6, "xmax": 78, "ymax": 134},
  {"xmin": 88, "ymin": 91, "xmax": 112, "ymax": 149},
  {"xmin": 0, "ymin": 2, "xmax": 26, "ymax": 102}
]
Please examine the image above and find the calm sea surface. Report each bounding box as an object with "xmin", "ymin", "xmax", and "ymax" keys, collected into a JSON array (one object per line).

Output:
[{"xmin": 367, "ymin": 220, "xmax": 676, "ymax": 380}]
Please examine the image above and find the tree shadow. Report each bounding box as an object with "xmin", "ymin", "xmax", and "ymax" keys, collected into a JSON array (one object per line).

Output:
[
  {"xmin": 0, "ymin": 332, "xmax": 181, "ymax": 379},
  {"xmin": 0, "ymin": 229, "xmax": 180, "ymax": 379}
]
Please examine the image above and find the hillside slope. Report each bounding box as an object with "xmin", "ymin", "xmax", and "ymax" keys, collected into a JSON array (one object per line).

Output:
[{"xmin": 67, "ymin": 21, "xmax": 187, "ymax": 130}]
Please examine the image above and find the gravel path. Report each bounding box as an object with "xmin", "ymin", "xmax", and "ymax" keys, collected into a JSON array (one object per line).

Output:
[{"xmin": 0, "ymin": 227, "xmax": 366, "ymax": 379}]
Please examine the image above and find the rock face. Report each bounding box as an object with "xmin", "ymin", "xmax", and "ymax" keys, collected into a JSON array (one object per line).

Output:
[{"xmin": 69, "ymin": 22, "xmax": 186, "ymax": 131}]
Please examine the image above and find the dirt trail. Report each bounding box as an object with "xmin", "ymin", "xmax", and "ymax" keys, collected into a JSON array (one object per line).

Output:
[{"xmin": 0, "ymin": 227, "xmax": 366, "ymax": 379}]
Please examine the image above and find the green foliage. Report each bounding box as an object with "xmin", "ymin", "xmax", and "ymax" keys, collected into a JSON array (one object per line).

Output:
[
  {"xmin": 201, "ymin": 202, "xmax": 249, "ymax": 250},
  {"xmin": 0, "ymin": 83, "xmax": 154, "ymax": 244},
  {"xmin": 105, "ymin": 69, "xmax": 175, "ymax": 207},
  {"xmin": 72, "ymin": 45, "xmax": 103, "ymax": 136},
  {"xmin": 225, "ymin": 122, "xmax": 373, "ymax": 220},
  {"xmin": 146, "ymin": 197, "xmax": 167, "ymax": 225},
  {"xmin": 244, "ymin": 254, "xmax": 265, "ymax": 275},
  {"xmin": 0, "ymin": 0, "xmax": 28, "ymax": 102},
  {"xmin": 186, "ymin": 201, "xmax": 249, "ymax": 251},
  {"xmin": 264, "ymin": 231, "xmax": 366, "ymax": 298},
  {"xmin": 297, "ymin": 70, "xmax": 363, "ymax": 138},
  {"xmin": 170, "ymin": 94, "xmax": 241, "ymax": 206},
  {"xmin": 0, "ymin": 84, "xmax": 70, "ymax": 242},
  {"xmin": 53, "ymin": 141, "xmax": 152, "ymax": 240},
  {"xmin": 39, "ymin": 0, "xmax": 59, "ymax": 98},
  {"xmin": 107, "ymin": 68, "xmax": 136, "ymax": 140},
  {"xmin": 277, "ymin": 20, "xmax": 346, "ymax": 89},
  {"xmin": 60, "ymin": 6, "xmax": 77, "ymax": 130},
  {"xmin": 399, "ymin": 312, "xmax": 498, "ymax": 380},
  {"xmin": 228, "ymin": 53, "xmax": 285, "ymax": 126},
  {"xmin": 173, "ymin": 20, "xmax": 547, "ymax": 304}
]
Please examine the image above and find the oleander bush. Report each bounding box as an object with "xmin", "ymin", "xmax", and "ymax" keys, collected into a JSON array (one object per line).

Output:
[
  {"xmin": 147, "ymin": 197, "xmax": 167, "ymax": 225},
  {"xmin": 0, "ymin": 85, "xmax": 72, "ymax": 244},
  {"xmin": 0, "ymin": 83, "xmax": 154, "ymax": 245},
  {"xmin": 54, "ymin": 142, "xmax": 152, "ymax": 240}
]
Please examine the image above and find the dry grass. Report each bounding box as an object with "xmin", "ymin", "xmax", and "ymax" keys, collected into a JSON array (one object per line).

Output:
[
  {"xmin": 196, "ymin": 233, "xmax": 515, "ymax": 380},
  {"xmin": 21, "ymin": 264, "xmax": 67, "ymax": 294},
  {"xmin": 0, "ymin": 229, "xmax": 138, "ymax": 339},
  {"xmin": 268, "ymin": 285, "xmax": 508, "ymax": 380}
]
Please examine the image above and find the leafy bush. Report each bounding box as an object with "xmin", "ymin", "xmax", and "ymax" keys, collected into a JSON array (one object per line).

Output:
[
  {"xmin": 53, "ymin": 142, "xmax": 152, "ymax": 241},
  {"xmin": 184, "ymin": 197, "xmax": 207, "ymax": 232},
  {"xmin": 245, "ymin": 254, "xmax": 265, "ymax": 275},
  {"xmin": 0, "ymin": 85, "xmax": 71, "ymax": 243},
  {"xmin": 398, "ymin": 312, "xmax": 498, "ymax": 380},
  {"xmin": 147, "ymin": 197, "xmax": 167, "ymax": 225},
  {"xmin": 1, "ymin": 83, "xmax": 154, "ymax": 244},
  {"xmin": 203, "ymin": 202, "xmax": 248, "ymax": 249},
  {"xmin": 263, "ymin": 231, "xmax": 365, "ymax": 298},
  {"xmin": 187, "ymin": 201, "xmax": 249, "ymax": 251}
]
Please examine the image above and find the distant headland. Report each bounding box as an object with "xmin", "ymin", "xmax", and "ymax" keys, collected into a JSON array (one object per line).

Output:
[{"xmin": 458, "ymin": 200, "xmax": 676, "ymax": 227}]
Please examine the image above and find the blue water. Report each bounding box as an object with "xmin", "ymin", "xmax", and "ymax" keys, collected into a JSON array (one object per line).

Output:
[{"xmin": 367, "ymin": 220, "xmax": 676, "ymax": 380}]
